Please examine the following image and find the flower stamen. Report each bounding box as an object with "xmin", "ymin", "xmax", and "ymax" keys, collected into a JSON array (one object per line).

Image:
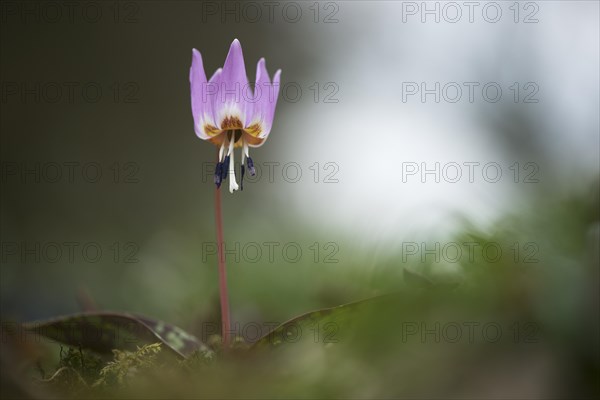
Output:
[
  {"xmin": 243, "ymin": 139, "xmax": 256, "ymax": 176},
  {"xmin": 227, "ymin": 134, "xmax": 239, "ymax": 193},
  {"xmin": 240, "ymin": 139, "xmax": 246, "ymax": 191},
  {"xmin": 214, "ymin": 141, "xmax": 227, "ymax": 188},
  {"xmin": 247, "ymin": 156, "xmax": 256, "ymax": 177},
  {"xmin": 219, "ymin": 140, "xmax": 226, "ymax": 162},
  {"xmin": 222, "ymin": 155, "xmax": 230, "ymax": 181}
]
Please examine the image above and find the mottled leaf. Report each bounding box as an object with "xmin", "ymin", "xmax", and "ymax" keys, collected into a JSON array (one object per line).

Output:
[
  {"xmin": 22, "ymin": 312, "xmax": 205, "ymax": 359},
  {"xmin": 133, "ymin": 315, "xmax": 207, "ymax": 357}
]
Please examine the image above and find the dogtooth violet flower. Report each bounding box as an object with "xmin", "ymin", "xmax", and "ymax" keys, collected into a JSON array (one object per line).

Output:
[{"xmin": 190, "ymin": 39, "xmax": 282, "ymax": 193}]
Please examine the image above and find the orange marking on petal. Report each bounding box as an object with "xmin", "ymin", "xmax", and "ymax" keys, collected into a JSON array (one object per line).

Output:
[
  {"xmin": 244, "ymin": 123, "xmax": 262, "ymax": 137},
  {"xmin": 220, "ymin": 116, "xmax": 244, "ymax": 130},
  {"xmin": 204, "ymin": 124, "xmax": 222, "ymax": 136}
]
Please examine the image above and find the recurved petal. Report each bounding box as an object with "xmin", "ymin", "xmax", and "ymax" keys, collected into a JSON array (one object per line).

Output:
[
  {"xmin": 246, "ymin": 64, "xmax": 281, "ymax": 147},
  {"xmin": 261, "ymin": 68, "xmax": 282, "ymax": 135},
  {"xmin": 190, "ymin": 49, "xmax": 207, "ymax": 121},
  {"xmin": 214, "ymin": 39, "xmax": 250, "ymax": 129},
  {"xmin": 190, "ymin": 49, "xmax": 219, "ymax": 140},
  {"xmin": 244, "ymin": 58, "xmax": 269, "ymax": 137}
]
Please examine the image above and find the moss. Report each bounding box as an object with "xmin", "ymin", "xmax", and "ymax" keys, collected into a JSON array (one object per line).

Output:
[
  {"xmin": 35, "ymin": 346, "xmax": 104, "ymax": 396},
  {"xmin": 57, "ymin": 346, "xmax": 104, "ymax": 383},
  {"xmin": 93, "ymin": 343, "xmax": 163, "ymax": 387}
]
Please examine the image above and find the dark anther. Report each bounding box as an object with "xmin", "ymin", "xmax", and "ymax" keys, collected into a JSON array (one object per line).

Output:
[
  {"xmin": 221, "ymin": 155, "xmax": 230, "ymax": 180},
  {"xmin": 247, "ymin": 157, "xmax": 256, "ymax": 176},
  {"xmin": 214, "ymin": 162, "xmax": 223, "ymax": 188},
  {"xmin": 240, "ymin": 164, "xmax": 245, "ymax": 191}
]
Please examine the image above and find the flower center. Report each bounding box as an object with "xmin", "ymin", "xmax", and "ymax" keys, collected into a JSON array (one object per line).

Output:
[{"xmin": 213, "ymin": 130, "xmax": 256, "ymax": 193}]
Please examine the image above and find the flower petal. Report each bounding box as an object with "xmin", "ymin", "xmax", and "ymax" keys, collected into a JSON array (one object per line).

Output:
[
  {"xmin": 190, "ymin": 49, "xmax": 219, "ymax": 139},
  {"xmin": 214, "ymin": 39, "xmax": 249, "ymax": 129},
  {"xmin": 262, "ymin": 68, "xmax": 282, "ymax": 137},
  {"xmin": 246, "ymin": 59, "xmax": 281, "ymax": 147},
  {"xmin": 208, "ymin": 67, "xmax": 222, "ymax": 128},
  {"xmin": 245, "ymin": 58, "xmax": 268, "ymax": 130},
  {"xmin": 209, "ymin": 67, "xmax": 222, "ymax": 84}
]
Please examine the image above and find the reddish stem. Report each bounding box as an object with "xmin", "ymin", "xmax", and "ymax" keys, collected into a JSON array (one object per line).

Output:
[{"xmin": 215, "ymin": 178, "xmax": 231, "ymax": 348}]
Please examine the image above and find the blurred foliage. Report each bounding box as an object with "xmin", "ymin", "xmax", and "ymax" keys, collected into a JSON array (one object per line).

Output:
[{"xmin": 1, "ymin": 183, "xmax": 598, "ymax": 399}]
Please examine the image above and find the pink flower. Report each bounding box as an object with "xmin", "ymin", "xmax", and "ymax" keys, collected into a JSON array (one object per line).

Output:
[{"xmin": 190, "ymin": 39, "xmax": 281, "ymax": 193}]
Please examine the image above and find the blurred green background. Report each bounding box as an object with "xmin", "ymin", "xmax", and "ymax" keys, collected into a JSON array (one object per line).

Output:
[{"xmin": 1, "ymin": 1, "xmax": 598, "ymax": 398}]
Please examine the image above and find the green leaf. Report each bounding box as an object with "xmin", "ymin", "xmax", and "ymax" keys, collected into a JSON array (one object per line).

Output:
[
  {"xmin": 403, "ymin": 268, "xmax": 435, "ymax": 288},
  {"xmin": 22, "ymin": 312, "xmax": 206, "ymax": 359},
  {"xmin": 251, "ymin": 295, "xmax": 390, "ymax": 350}
]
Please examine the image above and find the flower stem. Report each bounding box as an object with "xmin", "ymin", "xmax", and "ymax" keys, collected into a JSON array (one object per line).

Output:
[{"xmin": 214, "ymin": 172, "xmax": 231, "ymax": 348}]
